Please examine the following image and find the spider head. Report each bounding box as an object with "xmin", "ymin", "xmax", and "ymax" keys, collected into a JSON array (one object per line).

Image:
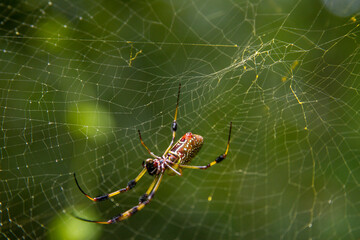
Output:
[{"xmin": 143, "ymin": 158, "xmax": 158, "ymax": 175}]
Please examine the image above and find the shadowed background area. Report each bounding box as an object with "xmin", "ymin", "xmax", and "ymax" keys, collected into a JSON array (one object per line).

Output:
[{"xmin": 1, "ymin": 0, "xmax": 360, "ymax": 239}]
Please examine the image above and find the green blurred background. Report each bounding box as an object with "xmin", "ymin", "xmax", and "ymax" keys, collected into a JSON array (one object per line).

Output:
[{"xmin": 1, "ymin": 0, "xmax": 360, "ymax": 239}]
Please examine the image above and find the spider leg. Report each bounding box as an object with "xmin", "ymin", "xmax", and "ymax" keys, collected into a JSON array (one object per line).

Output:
[
  {"xmin": 138, "ymin": 174, "xmax": 158, "ymax": 203},
  {"xmin": 173, "ymin": 122, "xmax": 232, "ymax": 170},
  {"xmin": 164, "ymin": 161, "xmax": 182, "ymax": 176},
  {"xmin": 163, "ymin": 83, "xmax": 181, "ymax": 157},
  {"xmin": 74, "ymin": 168, "xmax": 147, "ymax": 202},
  {"xmin": 74, "ymin": 173, "xmax": 164, "ymax": 224},
  {"xmin": 138, "ymin": 130, "xmax": 160, "ymax": 158}
]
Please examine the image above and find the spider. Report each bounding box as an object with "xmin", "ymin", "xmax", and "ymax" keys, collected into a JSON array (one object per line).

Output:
[{"xmin": 73, "ymin": 84, "xmax": 232, "ymax": 224}]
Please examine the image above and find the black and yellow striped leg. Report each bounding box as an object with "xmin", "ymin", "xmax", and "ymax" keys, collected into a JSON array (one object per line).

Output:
[
  {"xmin": 108, "ymin": 173, "xmax": 164, "ymax": 223},
  {"xmin": 173, "ymin": 122, "xmax": 232, "ymax": 170},
  {"xmin": 73, "ymin": 168, "xmax": 147, "ymax": 202},
  {"xmin": 74, "ymin": 173, "xmax": 164, "ymax": 224},
  {"xmin": 138, "ymin": 173, "xmax": 159, "ymax": 203},
  {"xmin": 163, "ymin": 83, "xmax": 181, "ymax": 156}
]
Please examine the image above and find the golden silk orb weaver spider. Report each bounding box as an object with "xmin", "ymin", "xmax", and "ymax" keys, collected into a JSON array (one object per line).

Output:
[{"xmin": 73, "ymin": 84, "xmax": 232, "ymax": 224}]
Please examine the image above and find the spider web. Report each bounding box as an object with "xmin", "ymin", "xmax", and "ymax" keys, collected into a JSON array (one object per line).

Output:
[{"xmin": 1, "ymin": 0, "xmax": 360, "ymax": 239}]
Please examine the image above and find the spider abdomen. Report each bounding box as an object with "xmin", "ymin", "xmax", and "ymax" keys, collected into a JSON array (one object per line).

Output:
[{"xmin": 168, "ymin": 132, "xmax": 204, "ymax": 167}]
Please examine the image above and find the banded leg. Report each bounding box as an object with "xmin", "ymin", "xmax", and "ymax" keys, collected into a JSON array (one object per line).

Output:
[
  {"xmin": 173, "ymin": 122, "xmax": 232, "ymax": 170},
  {"xmin": 138, "ymin": 173, "xmax": 159, "ymax": 203},
  {"xmin": 74, "ymin": 173, "xmax": 164, "ymax": 224},
  {"xmin": 163, "ymin": 83, "xmax": 181, "ymax": 157},
  {"xmin": 74, "ymin": 168, "xmax": 147, "ymax": 202}
]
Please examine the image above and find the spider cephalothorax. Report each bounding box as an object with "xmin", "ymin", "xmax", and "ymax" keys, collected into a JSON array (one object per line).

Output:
[
  {"xmin": 143, "ymin": 158, "xmax": 160, "ymax": 175},
  {"xmin": 73, "ymin": 84, "xmax": 232, "ymax": 224}
]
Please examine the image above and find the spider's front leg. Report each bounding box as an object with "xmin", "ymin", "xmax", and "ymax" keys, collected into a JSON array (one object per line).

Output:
[
  {"xmin": 73, "ymin": 168, "xmax": 147, "ymax": 202},
  {"xmin": 108, "ymin": 173, "xmax": 164, "ymax": 223},
  {"xmin": 74, "ymin": 173, "xmax": 164, "ymax": 224}
]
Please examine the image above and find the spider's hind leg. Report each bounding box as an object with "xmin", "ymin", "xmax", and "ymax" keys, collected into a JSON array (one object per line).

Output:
[{"xmin": 174, "ymin": 122, "xmax": 232, "ymax": 170}]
